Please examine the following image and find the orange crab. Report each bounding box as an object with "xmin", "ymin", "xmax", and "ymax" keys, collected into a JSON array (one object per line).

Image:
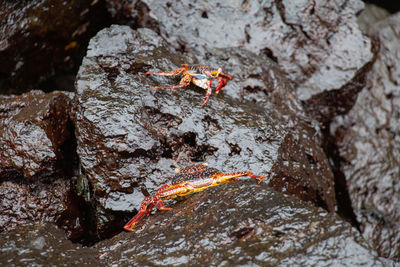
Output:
[
  {"xmin": 145, "ymin": 64, "xmax": 233, "ymax": 106},
  {"xmin": 124, "ymin": 163, "xmax": 265, "ymax": 231}
]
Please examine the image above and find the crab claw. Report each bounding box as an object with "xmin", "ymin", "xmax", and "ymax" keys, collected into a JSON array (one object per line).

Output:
[
  {"xmin": 201, "ymin": 80, "xmax": 213, "ymax": 107},
  {"xmin": 215, "ymin": 78, "xmax": 228, "ymax": 94},
  {"xmin": 124, "ymin": 199, "xmax": 154, "ymax": 231},
  {"xmin": 155, "ymin": 198, "xmax": 172, "ymax": 210}
]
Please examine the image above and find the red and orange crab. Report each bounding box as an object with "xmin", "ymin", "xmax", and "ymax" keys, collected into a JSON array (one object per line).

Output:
[
  {"xmin": 145, "ymin": 64, "xmax": 233, "ymax": 106},
  {"xmin": 124, "ymin": 163, "xmax": 265, "ymax": 231}
]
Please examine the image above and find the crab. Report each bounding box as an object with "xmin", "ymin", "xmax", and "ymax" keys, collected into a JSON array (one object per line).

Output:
[
  {"xmin": 145, "ymin": 64, "xmax": 233, "ymax": 106},
  {"xmin": 123, "ymin": 163, "xmax": 265, "ymax": 231}
]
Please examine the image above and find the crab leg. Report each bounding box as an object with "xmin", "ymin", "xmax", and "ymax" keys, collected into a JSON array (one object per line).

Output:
[
  {"xmin": 219, "ymin": 73, "xmax": 233, "ymax": 80},
  {"xmin": 123, "ymin": 196, "xmax": 172, "ymax": 231},
  {"xmin": 215, "ymin": 78, "xmax": 228, "ymax": 94},
  {"xmin": 145, "ymin": 66, "xmax": 187, "ymax": 76},
  {"xmin": 150, "ymin": 74, "xmax": 191, "ymax": 89},
  {"xmin": 123, "ymin": 198, "xmax": 154, "ymax": 231},
  {"xmin": 174, "ymin": 171, "xmax": 265, "ymax": 196},
  {"xmin": 150, "ymin": 83, "xmax": 190, "ymax": 90},
  {"xmin": 124, "ymin": 184, "xmax": 192, "ymax": 231},
  {"xmin": 201, "ymin": 79, "xmax": 213, "ymax": 107},
  {"xmin": 124, "ymin": 184, "xmax": 171, "ymax": 231},
  {"xmin": 211, "ymin": 172, "xmax": 265, "ymax": 185}
]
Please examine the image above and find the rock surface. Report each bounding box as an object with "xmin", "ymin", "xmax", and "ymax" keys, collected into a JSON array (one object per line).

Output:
[
  {"xmin": 0, "ymin": 188, "xmax": 388, "ymax": 266},
  {"xmin": 0, "ymin": 180, "xmax": 70, "ymax": 232},
  {"xmin": 0, "ymin": 90, "xmax": 74, "ymax": 180},
  {"xmin": 0, "ymin": 0, "xmax": 111, "ymax": 93},
  {"xmin": 96, "ymin": 182, "xmax": 388, "ymax": 266},
  {"xmin": 0, "ymin": 223, "xmax": 97, "ymax": 266},
  {"xmin": 1, "ymin": 1, "xmax": 398, "ymax": 265},
  {"xmin": 332, "ymin": 12, "xmax": 400, "ymax": 260},
  {"xmin": 357, "ymin": 4, "xmax": 390, "ymax": 34},
  {"xmin": 0, "ymin": 90, "xmax": 85, "ymax": 237},
  {"xmin": 74, "ymin": 25, "xmax": 336, "ymax": 238},
  {"xmin": 106, "ymin": 0, "xmax": 373, "ymax": 100}
]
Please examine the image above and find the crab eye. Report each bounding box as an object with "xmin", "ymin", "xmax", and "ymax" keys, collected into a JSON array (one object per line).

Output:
[{"xmin": 210, "ymin": 68, "xmax": 222, "ymax": 78}]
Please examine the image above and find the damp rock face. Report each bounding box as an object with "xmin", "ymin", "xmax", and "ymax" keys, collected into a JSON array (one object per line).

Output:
[
  {"xmin": 106, "ymin": 0, "xmax": 373, "ymax": 100},
  {"xmin": 74, "ymin": 24, "xmax": 336, "ymax": 236},
  {"xmin": 0, "ymin": 90, "xmax": 74, "ymax": 181},
  {"xmin": 96, "ymin": 182, "xmax": 388, "ymax": 266},
  {"xmin": 0, "ymin": 223, "xmax": 97, "ymax": 265},
  {"xmin": 332, "ymin": 12, "xmax": 400, "ymax": 260},
  {"xmin": 0, "ymin": 90, "xmax": 80, "ymax": 233},
  {"xmin": 0, "ymin": 0, "xmax": 110, "ymax": 93},
  {"xmin": 0, "ymin": 180, "xmax": 70, "ymax": 232}
]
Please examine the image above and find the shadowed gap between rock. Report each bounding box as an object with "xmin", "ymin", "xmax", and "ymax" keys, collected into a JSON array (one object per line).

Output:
[{"xmin": 300, "ymin": 38, "xmax": 380, "ymax": 231}]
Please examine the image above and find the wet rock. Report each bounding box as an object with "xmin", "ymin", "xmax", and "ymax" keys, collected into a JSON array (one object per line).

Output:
[
  {"xmin": 357, "ymin": 4, "xmax": 390, "ymax": 34},
  {"xmin": 0, "ymin": 223, "xmax": 98, "ymax": 265},
  {"xmin": 106, "ymin": 0, "xmax": 372, "ymax": 101},
  {"xmin": 0, "ymin": 90, "xmax": 85, "ymax": 238},
  {"xmin": 0, "ymin": 0, "xmax": 111, "ymax": 93},
  {"xmin": 364, "ymin": 1, "xmax": 400, "ymax": 14},
  {"xmin": 0, "ymin": 90, "xmax": 74, "ymax": 181},
  {"xmin": 0, "ymin": 180, "xmax": 70, "ymax": 232},
  {"xmin": 303, "ymin": 48, "xmax": 378, "ymax": 127},
  {"xmin": 105, "ymin": 0, "xmax": 158, "ymax": 29},
  {"xmin": 332, "ymin": 12, "xmax": 400, "ymax": 260},
  {"xmin": 96, "ymin": 182, "xmax": 390, "ymax": 266},
  {"xmin": 74, "ymin": 24, "xmax": 336, "ymax": 237}
]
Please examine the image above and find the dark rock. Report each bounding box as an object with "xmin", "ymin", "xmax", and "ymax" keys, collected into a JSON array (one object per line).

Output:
[
  {"xmin": 0, "ymin": 90, "xmax": 86, "ymax": 239},
  {"xmin": 96, "ymin": 182, "xmax": 389, "ymax": 266},
  {"xmin": 0, "ymin": 90, "xmax": 74, "ymax": 181},
  {"xmin": 363, "ymin": 1, "xmax": 400, "ymax": 14},
  {"xmin": 74, "ymin": 25, "xmax": 336, "ymax": 237},
  {"xmin": 0, "ymin": 223, "xmax": 98, "ymax": 265},
  {"xmin": 303, "ymin": 48, "xmax": 378, "ymax": 127},
  {"xmin": 0, "ymin": 180, "xmax": 69, "ymax": 231},
  {"xmin": 106, "ymin": 0, "xmax": 372, "ymax": 100},
  {"xmin": 0, "ymin": 0, "xmax": 111, "ymax": 93},
  {"xmin": 332, "ymin": 12, "xmax": 400, "ymax": 260},
  {"xmin": 105, "ymin": 0, "xmax": 158, "ymax": 29}
]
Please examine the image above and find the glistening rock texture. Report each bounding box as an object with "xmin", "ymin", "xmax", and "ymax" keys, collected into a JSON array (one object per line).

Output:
[
  {"xmin": 0, "ymin": 223, "xmax": 97, "ymax": 265},
  {"xmin": 105, "ymin": 0, "xmax": 373, "ymax": 100},
  {"xmin": 0, "ymin": 90, "xmax": 74, "ymax": 180},
  {"xmin": 73, "ymin": 25, "xmax": 336, "ymax": 236},
  {"xmin": 0, "ymin": 1, "xmax": 399, "ymax": 264},
  {"xmin": 0, "ymin": 0, "xmax": 110, "ymax": 93},
  {"xmin": 0, "ymin": 90, "xmax": 80, "ymax": 234},
  {"xmin": 0, "ymin": 180, "xmax": 70, "ymax": 231},
  {"xmin": 96, "ymin": 182, "xmax": 388, "ymax": 266},
  {"xmin": 332, "ymin": 12, "xmax": 400, "ymax": 260}
]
